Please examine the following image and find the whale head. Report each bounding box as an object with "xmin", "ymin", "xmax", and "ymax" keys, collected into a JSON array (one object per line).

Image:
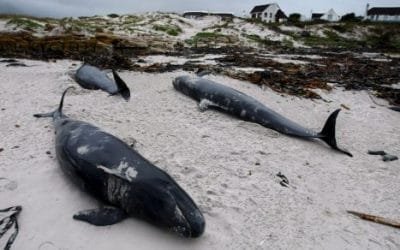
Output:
[
  {"xmin": 172, "ymin": 76, "xmax": 199, "ymax": 99},
  {"xmin": 128, "ymin": 178, "xmax": 205, "ymax": 238}
]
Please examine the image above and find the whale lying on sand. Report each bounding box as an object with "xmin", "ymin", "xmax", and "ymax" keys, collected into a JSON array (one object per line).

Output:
[
  {"xmin": 34, "ymin": 88, "xmax": 205, "ymax": 237},
  {"xmin": 173, "ymin": 75, "xmax": 352, "ymax": 157},
  {"xmin": 70, "ymin": 64, "xmax": 130, "ymax": 101}
]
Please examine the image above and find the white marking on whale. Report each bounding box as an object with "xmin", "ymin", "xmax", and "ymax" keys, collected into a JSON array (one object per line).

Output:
[
  {"xmin": 97, "ymin": 161, "xmax": 137, "ymax": 181},
  {"xmin": 77, "ymin": 145, "xmax": 90, "ymax": 155}
]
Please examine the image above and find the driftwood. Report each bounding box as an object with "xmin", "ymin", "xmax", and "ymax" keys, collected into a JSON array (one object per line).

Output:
[{"xmin": 347, "ymin": 210, "xmax": 400, "ymax": 229}]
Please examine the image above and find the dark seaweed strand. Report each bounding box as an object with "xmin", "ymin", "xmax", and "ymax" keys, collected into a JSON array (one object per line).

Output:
[
  {"xmin": 0, "ymin": 206, "xmax": 22, "ymax": 250},
  {"xmin": 4, "ymin": 215, "xmax": 19, "ymax": 250},
  {"xmin": 0, "ymin": 217, "xmax": 14, "ymax": 237},
  {"xmin": 0, "ymin": 206, "xmax": 22, "ymax": 214}
]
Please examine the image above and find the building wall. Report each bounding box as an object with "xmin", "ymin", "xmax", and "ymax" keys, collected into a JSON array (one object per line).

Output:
[
  {"xmin": 321, "ymin": 9, "xmax": 340, "ymax": 22},
  {"xmin": 367, "ymin": 15, "xmax": 400, "ymax": 22},
  {"xmin": 251, "ymin": 4, "xmax": 286, "ymax": 23},
  {"xmin": 261, "ymin": 4, "xmax": 279, "ymax": 23}
]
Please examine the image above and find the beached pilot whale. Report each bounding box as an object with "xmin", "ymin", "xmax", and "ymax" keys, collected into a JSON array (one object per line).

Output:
[
  {"xmin": 173, "ymin": 75, "xmax": 352, "ymax": 157},
  {"xmin": 33, "ymin": 88, "xmax": 205, "ymax": 237},
  {"xmin": 70, "ymin": 64, "xmax": 130, "ymax": 101}
]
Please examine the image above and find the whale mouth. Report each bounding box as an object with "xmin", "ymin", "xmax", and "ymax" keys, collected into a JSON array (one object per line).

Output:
[
  {"xmin": 172, "ymin": 77, "xmax": 181, "ymax": 90},
  {"xmin": 172, "ymin": 203, "xmax": 205, "ymax": 238},
  {"xmin": 135, "ymin": 180, "xmax": 205, "ymax": 238},
  {"xmin": 169, "ymin": 186, "xmax": 205, "ymax": 238}
]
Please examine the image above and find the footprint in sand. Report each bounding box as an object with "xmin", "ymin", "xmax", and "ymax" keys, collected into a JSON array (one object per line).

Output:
[
  {"xmin": 38, "ymin": 241, "xmax": 57, "ymax": 250},
  {"xmin": 0, "ymin": 178, "xmax": 18, "ymax": 192}
]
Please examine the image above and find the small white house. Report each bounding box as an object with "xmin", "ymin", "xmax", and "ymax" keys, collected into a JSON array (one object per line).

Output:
[
  {"xmin": 312, "ymin": 9, "xmax": 340, "ymax": 22},
  {"xmin": 365, "ymin": 5, "xmax": 400, "ymax": 22},
  {"xmin": 250, "ymin": 3, "xmax": 287, "ymax": 23}
]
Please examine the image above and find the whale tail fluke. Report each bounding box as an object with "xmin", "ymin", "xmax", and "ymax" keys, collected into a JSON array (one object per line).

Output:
[
  {"xmin": 33, "ymin": 87, "xmax": 74, "ymax": 120},
  {"xmin": 319, "ymin": 109, "xmax": 353, "ymax": 157},
  {"xmin": 112, "ymin": 70, "xmax": 130, "ymax": 101}
]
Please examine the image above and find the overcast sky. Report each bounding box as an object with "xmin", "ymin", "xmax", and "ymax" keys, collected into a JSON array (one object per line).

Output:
[{"xmin": 0, "ymin": 0, "xmax": 399, "ymax": 18}]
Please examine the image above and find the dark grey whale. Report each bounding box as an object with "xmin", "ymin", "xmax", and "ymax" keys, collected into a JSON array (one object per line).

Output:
[
  {"xmin": 71, "ymin": 64, "xmax": 130, "ymax": 101},
  {"xmin": 34, "ymin": 88, "xmax": 205, "ymax": 237},
  {"xmin": 173, "ymin": 75, "xmax": 352, "ymax": 157},
  {"xmin": 389, "ymin": 106, "xmax": 400, "ymax": 112}
]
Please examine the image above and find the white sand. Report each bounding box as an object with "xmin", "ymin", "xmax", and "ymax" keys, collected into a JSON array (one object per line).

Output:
[
  {"xmin": 136, "ymin": 54, "xmax": 225, "ymax": 67},
  {"xmin": 231, "ymin": 66, "xmax": 265, "ymax": 73},
  {"xmin": 0, "ymin": 59, "xmax": 400, "ymax": 249},
  {"xmin": 0, "ymin": 20, "xmax": 9, "ymax": 32}
]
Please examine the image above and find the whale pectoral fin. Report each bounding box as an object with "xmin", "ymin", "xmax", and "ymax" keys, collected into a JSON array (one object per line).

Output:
[
  {"xmin": 73, "ymin": 207, "xmax": 127, "ymax": 226},
  {"xmin": 199, "ymin": 99, "xmax": 218, "ymax": 112}
]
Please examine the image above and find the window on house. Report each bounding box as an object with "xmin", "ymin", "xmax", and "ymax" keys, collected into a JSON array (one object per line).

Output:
[
  {"xmin": 270, "ymin": 13, "xmax": 272, "ymax": 18},
  {"xmin": 264, "ymin": 13, "xmax": 268, "ymax": 17},
  {"xmin": 328, "ymin": 14, "xmax": 332, "ymax": 20}
]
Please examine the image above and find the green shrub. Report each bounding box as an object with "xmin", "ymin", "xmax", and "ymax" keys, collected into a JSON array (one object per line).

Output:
[
  {"xmin": 331, "ymin": 25, "xmax": 347, "ymax": 33},
  {"xmin": 340, "ymin": 13, "xmax": 362, "ymax": 22},
  {"xmin": 153, "ymin": 24, "xmax": 182, "ymax": 36},
  {"xmin": 288, "ymin": 13, "xmax": 301, "ymax": 23},
  {"xmin": 6, "ymin": 17, "xmax": 43, "ymax": 31},
  {"xmin": 245, "ymin": 34, "xmax": 280, "ymax": 46},
  {"xmin": 245, "ymin": 34, "xmax": 262, "ymax": 42},
  {"xmin": 194, "ymin": 32, "xmax": 221, "ymax": 38},
  {"xmin": 282, "ymin": 38, "xmax": 294, "ymax": 48},
  {"xmin": 365, "ymin": 31, "xmax": 400, "ymax": 50}
]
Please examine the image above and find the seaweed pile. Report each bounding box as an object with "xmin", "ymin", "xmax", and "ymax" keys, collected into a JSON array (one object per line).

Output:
[
  {"xmin": 132, "ymin": 50, "xmax": 400, "ymax": 105},
  {"xmin": 0, "ymin": 32, "xmax": 171, "ymax": 69},
  {"xmin": 217, "ymin": 52, "xmax": 400, "ymax": 105}
]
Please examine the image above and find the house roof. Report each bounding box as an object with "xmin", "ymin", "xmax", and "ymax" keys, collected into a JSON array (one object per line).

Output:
[
  {"xmin": 311, "ymin": 13, "xmax": 324, "ymax": 19},
  {"xmin": 367, "ymin": 7, "xmax": 400, "ymax": 16},
  {"xmin": 250, "ymin": 4, "xmax": 271, "ymax": 13},
  {"xmin": 213, "ymin": 13, "xmax": 234, "ymax": 18},
  {"xmin": 183, "ymin": 11, "xmax": 234, "ymax": 18},
  {"xmin": 183, "ymin": 11, "xmax": 208, "ymax": 17}
]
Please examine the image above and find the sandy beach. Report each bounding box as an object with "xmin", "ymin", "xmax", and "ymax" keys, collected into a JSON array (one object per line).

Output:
[{"xmin": 1, "ymin": 58, "xmax": 399, "ymax": 249}]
